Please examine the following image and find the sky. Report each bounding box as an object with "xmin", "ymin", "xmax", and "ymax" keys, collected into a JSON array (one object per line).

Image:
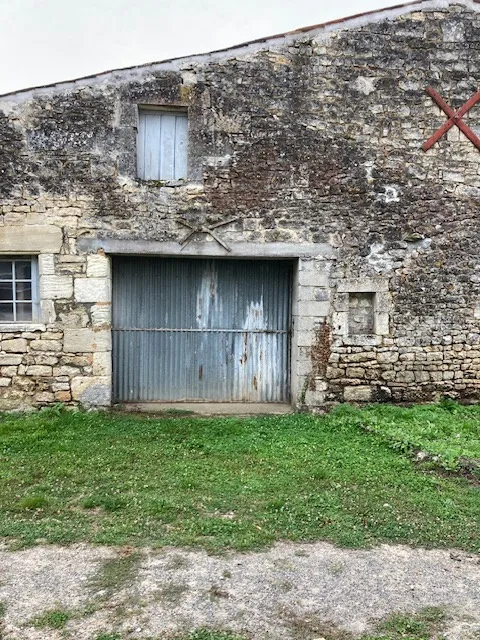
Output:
[{"xmin": 0, "ymin": 0, "xmax": 392, "ymax": 95}]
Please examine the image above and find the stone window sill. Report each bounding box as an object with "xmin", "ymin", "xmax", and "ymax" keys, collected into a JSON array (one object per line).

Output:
[
  {"xmin": 342, "ymin": 335, "xmax": 382, "ymax": 347},
  {"xmin": 138, "ymin": 179, "xmax": 194, "ymax": 188},
  {"xmin": 0, "ymin": 323, "xmax": 46, "ymax": 333}
]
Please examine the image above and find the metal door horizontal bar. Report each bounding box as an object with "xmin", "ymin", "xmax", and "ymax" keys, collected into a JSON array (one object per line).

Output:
[{"xmin": 113, "ymin": 328, "xmax": 289, "ymax": 334}]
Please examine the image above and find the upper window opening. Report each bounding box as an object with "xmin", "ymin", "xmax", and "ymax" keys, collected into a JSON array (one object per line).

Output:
[
  {"xmin": 137, "ymin": 108, "xmax": 188, "ymax": 181},
  {"xmin": 0, "ymin": 257, "xmax": 39, "ymax": 323}
]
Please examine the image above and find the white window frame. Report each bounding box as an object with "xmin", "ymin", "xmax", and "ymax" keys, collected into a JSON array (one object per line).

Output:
[
  {"xmin": 0, "ymin": 256, "xmax": 40, "ymax": 323},
  {"xmin": 137, "ymin": 106, "xmax": 188, "ymax": 181}
]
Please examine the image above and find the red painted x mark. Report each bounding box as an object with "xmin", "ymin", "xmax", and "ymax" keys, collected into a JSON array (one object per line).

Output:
[{"xmin": 423, "ymin": 87, "xmax": 480, "ymax": 151}]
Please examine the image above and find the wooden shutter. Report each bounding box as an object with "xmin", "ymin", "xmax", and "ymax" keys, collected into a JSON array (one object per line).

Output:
[{"xmin": 137, "ymin": 110, "xmax": 188, "ymax": 180}]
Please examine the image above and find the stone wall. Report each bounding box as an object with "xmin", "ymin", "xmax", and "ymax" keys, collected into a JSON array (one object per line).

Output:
[{"xmin": 1, "ymin": 1, "xmax": 480, "ymax": 409}]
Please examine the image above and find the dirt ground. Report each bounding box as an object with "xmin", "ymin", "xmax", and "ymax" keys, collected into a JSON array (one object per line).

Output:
[{"xmin": 0, "ymin": 541, "xmax": 479, "ymax": 639}]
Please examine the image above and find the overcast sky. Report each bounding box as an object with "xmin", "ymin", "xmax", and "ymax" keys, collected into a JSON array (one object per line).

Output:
[{"xmin": 0, "ymin": 0, "xmax": 391, "ymax": 95}]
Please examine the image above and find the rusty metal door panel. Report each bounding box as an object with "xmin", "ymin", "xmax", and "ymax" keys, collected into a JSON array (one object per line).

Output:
[{"xmin": 112, "ymin": 257, "xmax": 292, "ymax": 403}]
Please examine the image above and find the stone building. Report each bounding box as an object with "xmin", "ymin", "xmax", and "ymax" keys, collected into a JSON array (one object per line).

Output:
[{"xmin": 1, "ymin": 0, "xmax": 480, "ymax": 411}]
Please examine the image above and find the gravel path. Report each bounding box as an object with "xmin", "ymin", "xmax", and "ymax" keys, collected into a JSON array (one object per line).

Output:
[{"xmin": 0, "ymin": 542, "xmax": 479, "ymax": 639}]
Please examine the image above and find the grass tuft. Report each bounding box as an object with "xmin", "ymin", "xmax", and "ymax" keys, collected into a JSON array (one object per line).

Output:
[
  {"xmin": 15, "ymin": 495, "xmax": 49, "ymax": 511},
  {"xmin": 31, "ymin": 608, "xmax": 71, "ymax": 629},
  {"xmin": 374, "ymin": 606, "xmax": 446, "ymax": 640}
]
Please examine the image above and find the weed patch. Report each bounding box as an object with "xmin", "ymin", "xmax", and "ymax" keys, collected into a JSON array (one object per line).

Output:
[
  {"xmin": 341, "ymin": 402, "xmax": 480, "ymax": 481},
  {"xmin": 374, "ymin": 606, "xmax": 446, "ymax": 639}
]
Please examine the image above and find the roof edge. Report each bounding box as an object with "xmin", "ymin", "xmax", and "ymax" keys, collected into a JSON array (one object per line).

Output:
[{"xmin": 0, "ymin": 0, "xmax": 477, "ymax": 101}]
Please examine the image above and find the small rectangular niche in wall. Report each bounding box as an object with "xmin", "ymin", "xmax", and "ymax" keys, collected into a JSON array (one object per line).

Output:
[
  {"xmin": 348, "ymin": 292, "xmax": 375, "ymax": 335},
  {"xmin": 137, "ymin": 108, "xmax": 188, "ymax": 180}
]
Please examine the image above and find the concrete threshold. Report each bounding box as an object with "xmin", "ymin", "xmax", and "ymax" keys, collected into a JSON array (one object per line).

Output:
[{"xmin": 121, "ymin": 402, "xmax": 293, "ymax": 416}]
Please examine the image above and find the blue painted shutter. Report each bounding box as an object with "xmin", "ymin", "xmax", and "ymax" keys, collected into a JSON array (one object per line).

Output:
[{"xmin": 137, "ymin": 110, "xmax": 188, "ymax": 180}]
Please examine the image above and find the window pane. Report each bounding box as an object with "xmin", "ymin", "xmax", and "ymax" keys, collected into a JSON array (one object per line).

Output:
[
  {"xmin": 0, "ymin": 283, "xmax": 13, "ymax": 301},
  {"xmin": 16, "ymin": 282, "xmax": 32, "ymax": 301},
  {"xmin": 0, "ymin": 303, "xmax": 14, "ymax": 321},
  {"xmin": 0, "ymin": 262, "xmax": 12, "ymax": 279},
  {"xmin": 16, "ymin": 302, "xmax": 32, "ymax": 321},
  {"xmin": 15, "ymin": 261, "xmax": 32, "ymax": 280}
]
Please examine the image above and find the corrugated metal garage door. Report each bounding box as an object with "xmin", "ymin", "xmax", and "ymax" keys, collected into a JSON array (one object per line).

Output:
[{"xmin": 112, "ymin": 257, "xmax": 292, "ymax": 403}]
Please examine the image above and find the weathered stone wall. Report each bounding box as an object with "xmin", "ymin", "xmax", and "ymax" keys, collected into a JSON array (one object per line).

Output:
[{"xmin": 1, "ymin": 1, "xmax": 480, "ymax": 408}]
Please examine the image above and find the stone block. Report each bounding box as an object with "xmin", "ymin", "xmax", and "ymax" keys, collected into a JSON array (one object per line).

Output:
[
  {"xmin": 297, "ymin": 270, "xmax": 328, "ymax": 287},
  {"xmin": 34, "ymin": 392, "xmax": 55, "ymax": 403},
  {"xmin": 87, "ymin": 254, "xmax": 110, "ymax": 278},
  {"xmin": 26, "ymin": 365, "xmax": 53, "ymax": 376},
  {"xmin": 0, "ymin": 354, "xmax": 22, "ymax": 366},
  {"xmin": 38, "ymin": 254, "xmax": 56, "ymax": 276},
  {"xmin": 296, "ymin": 301, "xmax": 330, "ymax": 317},
  {"xmin": 63, "ymin": 329, "xmax": 111, "ymax": 353},
  {"xmin": 293, "ymin": 316, "xmax": 319, "ymax": 332},
  {"xmin": 304, "ymin": 387, "xmax": 326, "ymax": 405},
  {"xmin": 40, "ymin": 300, "xmax": 56, "ymax": 324},
  {"xmin": 1, "ymin": 338, "xmax": 27, "ymax": 353},
  {"xmin": 92, "ymin": 351, "xmax": 112, "ymax": 376},
  {"xmin": 54, "ymin": 365, "xmax": 83, "ymax": 377},
  {"xmin": 377, "ymin": 351, "xmax": 399, "ymax": 364},
  {"xmin": 91, "ymin": 303, "xmax": 111, "ymax": 327},
  {"xmin": 344, "ymin": 385, "xmax": 372, "ymax": 402},
  {"xmin": 346, "ymin": 367, "xmax": 366, "ymax": 378},
  {"xmin": 396, "ymin": 371, "xmax": 415, "ymax": 383},
  {"xmin": 0, "ymin": 225, "xmax": 62, "ymax": 253},
  {"xmin": 296, "ymin": 330, "xmax": 315, "ymax": 347},
  {"xmin": 333, "ymin": 293, "xmax": 349, "ymax": 313},
  {"xmin": 71, "ymin": 376, "xmax": 111, "ymax": 406},
  {"xmin": 55, "ymin": 391, "xmax": 72, "ymax": 402},
  {"xmin": 51, "ymin": 382, "xmax": 70, "ymax": 392},
  {"xmin": 376, "ymin": 312, "xmax": 390, "ymax": 336},
  {"xmin": 41, "ymin": 275, "xmax": 73, "ymax": 300},
  {"xmin": 1, "ymin": 366, "xmax": 18, "ymax": 376},
  {"xmin": 74, "ymin": 278, "xmax": 111, "ymax": 303},
  {"xmin": 30, "ymin": 340, "xmax": 62, "ymax": 352},
  {"xmin": 0, "ymin": 378, "xmax": 11, "ymax": 387},
  {"xmin": 33, "ymin": 354, "xmax": 58, "ymax": 366}
]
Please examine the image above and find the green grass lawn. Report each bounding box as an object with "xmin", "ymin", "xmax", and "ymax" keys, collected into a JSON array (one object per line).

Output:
[{"xmin": 0, "ymin": 403, "xmax": 478, "ymax": 551}]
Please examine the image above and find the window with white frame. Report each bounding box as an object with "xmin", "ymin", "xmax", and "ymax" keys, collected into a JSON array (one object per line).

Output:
[
  {"xmin": 137, "ymin": 108, "xmax": 188, "ymax": 180},
  {"xmin": 0, "ymin": 257, "xmax": 39, "ymax": 322}
]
